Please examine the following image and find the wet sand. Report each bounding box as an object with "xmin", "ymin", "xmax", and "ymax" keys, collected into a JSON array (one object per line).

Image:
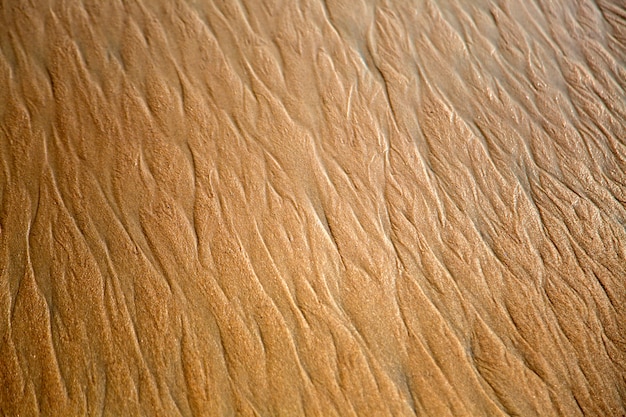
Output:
[{"xmin": 1, "ymin": 0, "xmax": 625, "ymax": 415}]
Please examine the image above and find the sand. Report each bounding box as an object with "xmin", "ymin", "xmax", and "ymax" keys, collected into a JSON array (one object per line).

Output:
[{"xmin": 0, "ymin": 0, "xmax": 625, "ymax": 415}]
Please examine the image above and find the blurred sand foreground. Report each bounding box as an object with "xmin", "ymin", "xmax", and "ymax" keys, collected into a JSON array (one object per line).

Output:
[{"xmin": 1, "ymin": 0, "xmax": 625, "ymax": 415}]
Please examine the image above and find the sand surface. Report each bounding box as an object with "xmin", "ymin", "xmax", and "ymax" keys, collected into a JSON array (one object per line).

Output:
[{"xmin": 1, "ymin": 0, "xmax": 625, "ymax": 415}]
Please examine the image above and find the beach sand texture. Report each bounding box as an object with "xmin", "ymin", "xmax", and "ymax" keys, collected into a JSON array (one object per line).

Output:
[{"xmin": 1, "ymin": 0, "xmax": 625, "ymax": 415}]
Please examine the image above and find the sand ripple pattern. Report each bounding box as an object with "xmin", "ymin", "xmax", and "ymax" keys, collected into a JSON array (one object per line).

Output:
[{"xmin": 0, "ymin": 0, "xmax": 625, "ymax": 415}]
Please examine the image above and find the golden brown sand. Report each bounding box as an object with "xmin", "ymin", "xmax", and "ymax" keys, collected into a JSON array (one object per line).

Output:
[{"xmin": 1, "ymin": 0, "xmax": 625, "ymax": 415}]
